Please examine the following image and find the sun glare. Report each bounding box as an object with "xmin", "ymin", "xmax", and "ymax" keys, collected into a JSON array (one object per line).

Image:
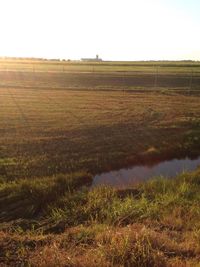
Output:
[{"xmin": 0, "ymin": 0, "xmax": 199, "ymax": 60}]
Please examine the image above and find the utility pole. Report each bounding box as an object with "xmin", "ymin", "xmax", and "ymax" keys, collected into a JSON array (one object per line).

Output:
[
  {"xmin": 154, "ymin": 65, "xmax": 158, "ymax": 90},
  {"xmin": 123, "ymin": 71, "xmax": 125, "ymax": 94},
  {"xmin": 189, "ymin": 69, "xmax": 193, "ymax": 94}
]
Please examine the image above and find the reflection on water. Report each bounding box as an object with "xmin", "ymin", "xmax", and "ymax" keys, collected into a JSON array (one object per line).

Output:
[{"xmin": 93, "ymin": 157, "xmax": 200, "ymax": 188}]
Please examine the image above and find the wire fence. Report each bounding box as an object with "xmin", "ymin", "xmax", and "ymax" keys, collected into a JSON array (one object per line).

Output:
[{"xmin": 1, "ymin": 67, "xmax": 200, "ymax": 179}]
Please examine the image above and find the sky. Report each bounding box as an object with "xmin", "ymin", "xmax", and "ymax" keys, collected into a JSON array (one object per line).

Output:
[{"xmin": 0, "ymin": 0, "xmax": 199, "ymax": 61}]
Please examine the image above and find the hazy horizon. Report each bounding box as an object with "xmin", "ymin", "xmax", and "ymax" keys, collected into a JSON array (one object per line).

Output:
[
  {"xmin": 1, "ymin": 56, "xmax": 200, "ymax": 62},
  {"xmin": 0, "ymin": 0, "xmax": 199, "ymax": 61}
]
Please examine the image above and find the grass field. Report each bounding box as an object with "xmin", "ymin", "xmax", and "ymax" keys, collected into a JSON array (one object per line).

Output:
[{"xmin": 1, "ymin": 59, "xmax": 200, "ymax": 266}]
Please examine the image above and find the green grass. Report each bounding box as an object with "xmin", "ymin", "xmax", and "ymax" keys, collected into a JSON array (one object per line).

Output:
[
  {"xmin": 1, "ymin": 169, "xmax": 200, "ymax": 231},
  {"xmin": 1, "ymin": 169, "xmax": 200, "ymax": 232},
  {"xmin": 0, "ymin": 172, "xmax": 92, "ymax": 221},
  {"xmin": 1, "ymin": 170, "xmax": 200, "ymax": 266}
]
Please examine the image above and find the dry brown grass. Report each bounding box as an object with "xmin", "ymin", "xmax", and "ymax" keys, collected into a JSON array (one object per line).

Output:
[
  {"xmin": 1, "ymin": 223, "xmax": 200, "ymax": 266},
  {"xmin": 1, "ymin": 86, "xmax": 200, "ymax": 179}
]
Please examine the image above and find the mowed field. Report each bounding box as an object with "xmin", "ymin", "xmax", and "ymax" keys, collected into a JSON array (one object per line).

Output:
[
  {"xmin": 1, "ymin": 60, "xmax": 200, "ymax": 266},
  {"xmin": 1, "ymin": 85, "xmax": 200, "ymax": 180},
  {"xmin": 0, "ymin": 59, "xmax": 200, "ymax": 181},
  {"xmin": 0, "ymin": 60, "xmax": 200, "ymax": 92}
]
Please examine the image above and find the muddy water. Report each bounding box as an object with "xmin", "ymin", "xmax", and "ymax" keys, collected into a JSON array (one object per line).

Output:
[{"xmin": 93, "ymin": 157, "xmax": 200, "ymax": 188}]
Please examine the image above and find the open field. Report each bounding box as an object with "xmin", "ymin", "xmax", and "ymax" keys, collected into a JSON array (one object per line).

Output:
[
  {"xmin": 1, "ymin": 59, "xmax": 200, "ymax": 266},
  {"xmin": 0, "ymin": 60, "xmax": 200, "ymax": 93},
  {"xmin": 1, "ymin": 87, "xmax": 200, "ymax": 180},
  {"xmin": 1, "ymin": 58, "xmax": 200, "ymax": 73}
]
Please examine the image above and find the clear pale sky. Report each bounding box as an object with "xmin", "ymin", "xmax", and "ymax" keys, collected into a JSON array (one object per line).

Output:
[{"xmin": 0, "ymin": 0, "xmax": 199, "ymax": 61}]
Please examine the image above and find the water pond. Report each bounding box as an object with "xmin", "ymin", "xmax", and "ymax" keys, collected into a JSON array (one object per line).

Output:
[{"xmin": 93, "ymin": 156, "xmax": 200, "ymax": 188}]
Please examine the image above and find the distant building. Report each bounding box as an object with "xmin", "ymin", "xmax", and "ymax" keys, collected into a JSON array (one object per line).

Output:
[{"xmin": 81, "ymin": 54, "xmax": 102, "ymax": 62}]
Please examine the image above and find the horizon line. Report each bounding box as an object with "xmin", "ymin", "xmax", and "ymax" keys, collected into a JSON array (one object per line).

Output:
[{"xmin": 0, "ymin": 56, "xmax": 200, "ymax": 63}]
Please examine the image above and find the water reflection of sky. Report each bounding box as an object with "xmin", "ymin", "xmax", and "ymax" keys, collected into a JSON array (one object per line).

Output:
[{"xmin": 93, "ymin": 157, "xmax": 200, "ymax": 188}]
